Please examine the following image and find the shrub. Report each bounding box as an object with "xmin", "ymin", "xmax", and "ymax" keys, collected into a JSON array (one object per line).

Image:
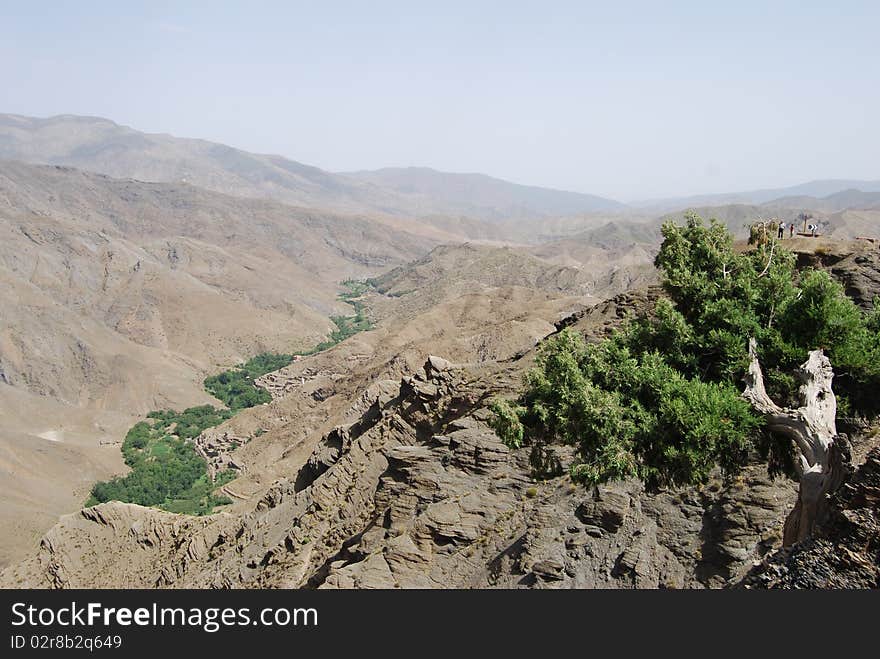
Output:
[{"xmin": 488, "ymin": 399, "xmax": 525, "ymax": 449}]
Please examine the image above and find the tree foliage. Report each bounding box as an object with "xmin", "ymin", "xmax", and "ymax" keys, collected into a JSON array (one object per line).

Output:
[
  {"xmin": 494, "ymin": 213, "xmax": 880, "ymax": 487},
  {"xmin": 514, "ymin": 329, "xmax": 758, "ymax": 487},
  {"xmin": 204, "ymin": 353, "xmax": 292, "ymax": 410},
  {"xmin": 88, "ymin": 405, "xmax": 236, "ymax": 514},
  {"xmin": 298, "ymin": 280, "xmax": 374, "ymax": 355},
  {"xmin": 489, "ymin": 399, "xmax": 526, "ymax": 449}
]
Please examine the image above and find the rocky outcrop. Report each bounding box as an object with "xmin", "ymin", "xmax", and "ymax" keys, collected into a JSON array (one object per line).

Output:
[
  {"xmin": 745, "ymin": 445, "xmax": 880, "ymax": 588},
  {"xmin": 1, "ymin": 350, "xmax": 802, "ymax": 589},
  {"xmin": 554, "ymin": 286, "xmax": 663, "ymax": 337},
  {"xmin": 309, "ymin": 385, "xmax": 798, "ymax": 590},
  {"xmin": 0, "ymin": 503, "xmax": 232, "ymax": 589},
  {"xmin": 576, "ymin": 486, "xmax": 631, "ymax": 532},
  {"xmin": 792, "ymin": 242, "xmax": 880, "ymax": 310},
  {"xmin": 830, "ymin": 250, "xmax": 880, "ymax": 310}
]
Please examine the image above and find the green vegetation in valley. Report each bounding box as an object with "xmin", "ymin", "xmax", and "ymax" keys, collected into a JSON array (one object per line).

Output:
[
  {"xmin": 339, "ymin": 279, "xmax": 374, "ymax": 298},
  {"xmin": 87, "ymin": 405, "xmax": 235, "ymax": 514},
  {"xmin": 88, "ymin": 280, "xmax": 377, "ymax": 515},
  {"xmin": 491, "ymin": 212, "xmax": 880, "ymax": 487},
  {"xmin": 203, "ymin": 352, "xmax": 294, "ymax": 410},
  {"xmin": 205, "ymin": 281, "xmax": 374, "ymax": 408},
  {"xmin": 298, "ymin": 279, "xmax": 374, "ymax": 355},
  {"xmin": 145, "ymin": 406, "xmax": 234, "ymax": 438}
]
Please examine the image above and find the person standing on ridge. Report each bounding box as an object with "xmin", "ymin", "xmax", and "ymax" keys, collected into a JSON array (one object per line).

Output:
[
  {"xmin": 789, "ymin": 223, "xmax": 795, "ymax": 238},
  {"xmin": 778, "ymin": 220, "xmax": 786, "ymax": 239}
]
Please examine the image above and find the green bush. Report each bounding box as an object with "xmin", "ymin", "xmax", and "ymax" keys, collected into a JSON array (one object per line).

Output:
[
  {"xmin": 519, "ymin": 331, "xmax": 758, "ymax": 487},
  {"xmin": 488, "ymin": 399, "xmax": 525, "ymax": 449}
]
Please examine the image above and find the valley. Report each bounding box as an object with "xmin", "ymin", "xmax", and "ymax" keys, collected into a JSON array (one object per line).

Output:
[{"xmin": 0, "ymin": 114, "xmax": 878, "ymax": 587}]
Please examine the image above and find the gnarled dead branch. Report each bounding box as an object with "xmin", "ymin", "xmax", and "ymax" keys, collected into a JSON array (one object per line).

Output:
[{"xmin": 742, "ymin": 338, "xmax": 846, "ymax": 545}]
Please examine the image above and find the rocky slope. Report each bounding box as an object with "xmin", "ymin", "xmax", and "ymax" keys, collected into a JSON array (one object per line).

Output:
[
  {"xmin": 3, "ymin": 227, "xmax": 877, "ymax": 587},
  {"xmin": 0, "ymin": 288, "xmax": 807, "ymax": 589},
  {"xmin": 0, "ymin": 158, "xmax": 666, "ymax": 568},
  {"xmin": 745, "ymin": 441, "xmax": 880, "ymax": 588},
  {"xmin": 789, "ymin": 239, "xmax": 880, "ymax": 309}
]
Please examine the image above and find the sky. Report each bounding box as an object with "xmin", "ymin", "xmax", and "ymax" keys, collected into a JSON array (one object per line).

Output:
[{"xmin": 1, "ymin": 1, "xmax": 879, "ymax": 201}]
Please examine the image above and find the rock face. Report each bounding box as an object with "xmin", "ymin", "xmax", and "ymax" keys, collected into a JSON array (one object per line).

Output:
[
  {"xmin": 0, "ymin": 502, "xmax": 229, "ymax": 589},
  {"xmin": 745, "ymin": 445, "xmax": 880, "ymax": 589},
  {"xmin": 576, "ymin": 487, "xmax": 631, "ymax": 532},
  {"xmin": 831, "ymin": 250, "xmax": 880, "ymax": 310},
  {"xmin": 793, "ymin": 241, "xmax": 880, "ymax": 310}
]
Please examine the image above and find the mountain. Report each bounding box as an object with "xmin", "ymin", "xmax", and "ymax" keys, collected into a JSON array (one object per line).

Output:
[
  {"xmin": 0, "ymin": 113, "xmax": 406, "ymax": 216},
  {"xmin": 4, "ymin": 113, "xmax": 878, "ymax": 589},
  {"xmin": 762, "ymin": 189, "xmax": 880, "ymax": 212},
  {"xmin": 823, "ymin": 209, "xmax": 880, "ymax": 239},
  {"xmin": 0, "ymin": 114, "xmax": 622, "ymax": 222},
  {"xmin": 0, "ymin": 157, "xmax": 659, "ymax": 568},
  {"xmin": 341, "ymin": 167, "xmax": 625, "ymax": 221},
  {"xmin": 640, "ymin": 179, "xmax": 880, "ymax": 212},
  {"xmin": 7, "ymin": 240, "xmax": 878, "ymax": 588}
]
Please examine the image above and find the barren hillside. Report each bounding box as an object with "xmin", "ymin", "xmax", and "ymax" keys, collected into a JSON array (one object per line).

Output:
[
  {"xmin": 0, "ymin": 158, "xmax": 664, "ymax": 568},
  {"xmin": 0, "ymin": 114, "xmax": 622, "ymax": 222}
]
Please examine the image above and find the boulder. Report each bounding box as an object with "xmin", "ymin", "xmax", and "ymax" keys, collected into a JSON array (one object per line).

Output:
[{"xmin": 576, "ymin": 486, "xmax": 631, "ymax": 532}]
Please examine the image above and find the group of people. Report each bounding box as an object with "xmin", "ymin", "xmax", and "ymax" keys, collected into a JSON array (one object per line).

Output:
[
  {"xmin": 777, "ymin": 220, "xmax": 818, "ymax": 238},
  {"xmin": 777, "ymin": 221, "xmax": 795, "ymax": 238}
]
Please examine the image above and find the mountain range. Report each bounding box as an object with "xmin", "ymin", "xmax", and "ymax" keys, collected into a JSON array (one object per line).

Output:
[
  {"xmin": 0, "ymin": 112, "xmax": 878, "ymax": 583},
  {"xmin": 4, "ymin": 114, "xmax": 879, "ymax": 223},
  {"xmin": 637, "ymin": 179, "xmax": 880, "ymax": 212},
  {"xmin": 0, "ymin": 114, "xmax": 622, "ymax": 221}
]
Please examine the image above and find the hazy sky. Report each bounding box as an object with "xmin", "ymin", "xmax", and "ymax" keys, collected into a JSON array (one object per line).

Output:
[{"xmin": 2, "ymin": 1, "xmax": 878, "ymax": 201}]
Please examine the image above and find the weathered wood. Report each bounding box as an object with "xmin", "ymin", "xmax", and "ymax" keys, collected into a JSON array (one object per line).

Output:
[{"xmin": 742, "ymin": 338, "xmax": 843, "ymax": 545}]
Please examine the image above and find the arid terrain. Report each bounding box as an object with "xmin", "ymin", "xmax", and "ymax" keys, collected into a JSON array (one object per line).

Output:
[
  {"xmin": 1, "ymin": 114, "xmax": 878, "ymax": 586},
  {"xmin": 3, "ymin": 238, "xmax": 878, "ymax": 588}
]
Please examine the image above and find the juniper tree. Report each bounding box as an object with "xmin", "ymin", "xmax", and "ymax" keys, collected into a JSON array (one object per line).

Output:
[{"xmin": 493, "ymin": 213, "xmax": 880, "ymax": 543}]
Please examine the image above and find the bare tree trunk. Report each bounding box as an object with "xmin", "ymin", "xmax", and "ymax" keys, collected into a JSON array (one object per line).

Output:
[{"xmin": 741, "ymin": 339, "xmax": 845, "ymax": 545}]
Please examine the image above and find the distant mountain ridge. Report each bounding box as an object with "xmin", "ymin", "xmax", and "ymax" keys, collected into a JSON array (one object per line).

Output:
[
  {"xmin": 341, "ymin": 166, "xmax": 625, "ymax": 220},
  {"xmin": 639, "ymin": 179, "xmax": 880, "ymax": 212},
  {"xmin": 762, "ymin": 189, "xmax": 880, "ymax": 212},
  {"xmin": 0, "ymin": 113, "xmax": 400, "ymax": 215},
  {"xmin": 0, "ymin": 113, "xmax": 622, "ymax": 221},
  {"xmin": 4, "ymin": 113, "xmax": 877, "ymax": 223}
]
